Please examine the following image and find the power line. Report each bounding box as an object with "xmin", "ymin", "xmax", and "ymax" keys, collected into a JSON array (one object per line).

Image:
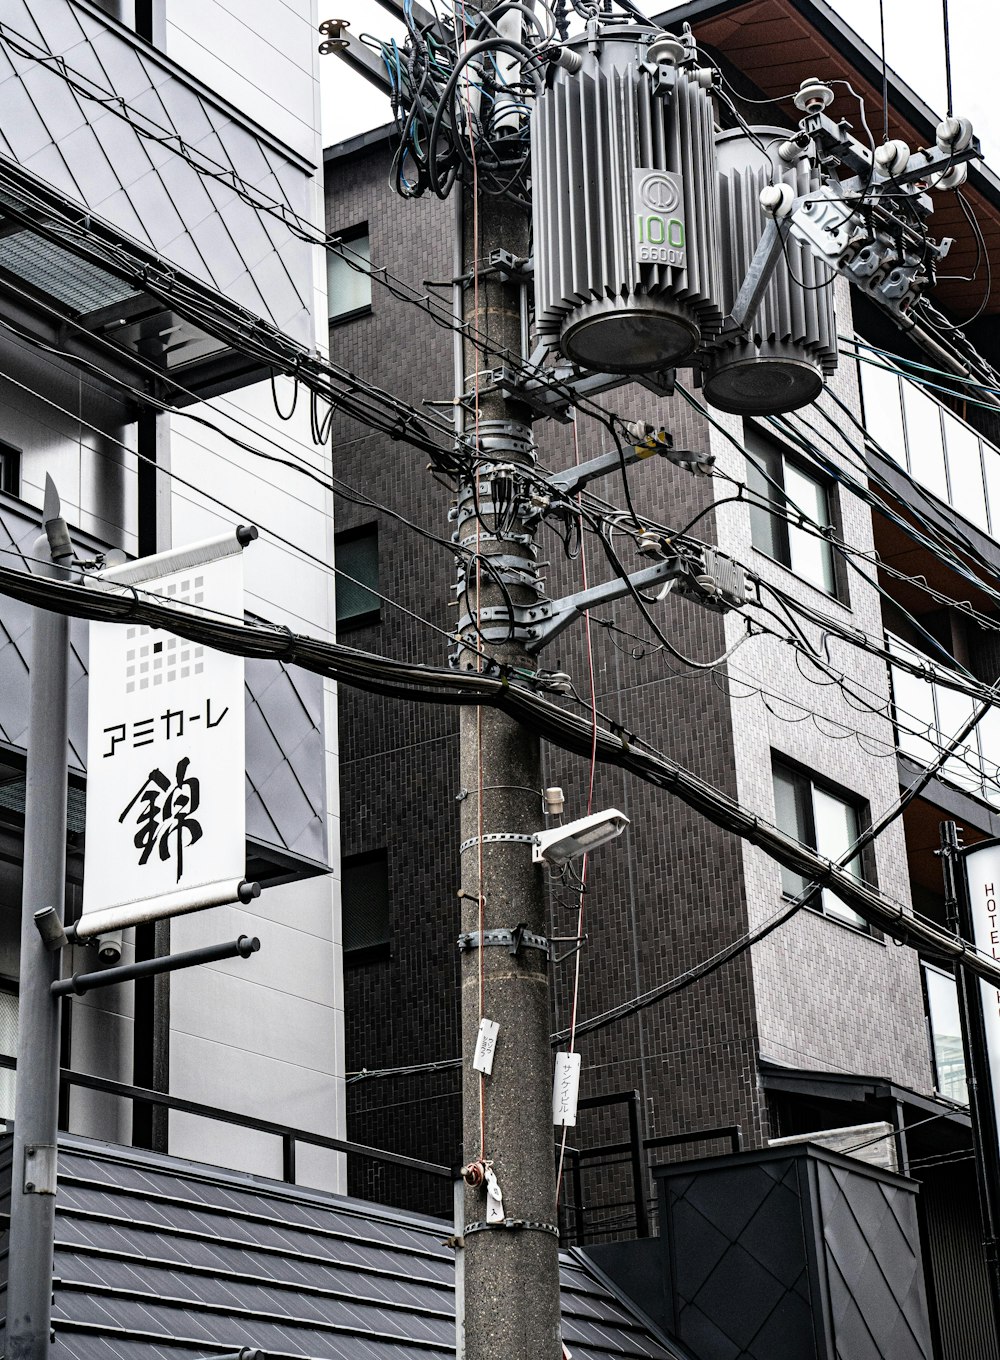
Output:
[{"xmin": 1, "ymin": 558, "xmax": 997, "ymax": 988}]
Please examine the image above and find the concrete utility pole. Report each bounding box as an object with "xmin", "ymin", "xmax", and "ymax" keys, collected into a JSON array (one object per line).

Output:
[
  {"xmin": 453, "ymin": 102, "xmax": 563, "ymax": 1360},
  {"xmin": 6, "ymin": 476, "xmax": 74, "ymax": 1360}
]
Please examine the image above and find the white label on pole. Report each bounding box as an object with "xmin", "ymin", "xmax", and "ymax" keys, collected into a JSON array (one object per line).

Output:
[
  {"xmin": 963, "ymin": 842, "xmax": 1000, "ymax": 1135},
  {"xmin": 83, "ymin": 546, "xmax": 246, "ymax": 923},
  {"xmin": 472, "ymin": 1018, "xmax": 500, "ymax": 1075},
  {"xmin": 553, "ymin": 1051, "xmax": 582, "ymax": 1127},
  {"xmin": 484, "ymin": 1165, "xmax": 505, "ymax": 1223}
]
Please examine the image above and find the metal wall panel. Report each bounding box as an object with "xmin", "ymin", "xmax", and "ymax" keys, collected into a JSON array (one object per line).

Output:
[
  {"xmin": 920, "ymin": 1162, "xmax": 998, "ymax": 1360},
  {"xmin": 0, "ymin": 0, "xmax": 314, "ymax": 345},
  {"xmin": 657, "ymin": 1145, "xmax": 934, "ymax": 1360}
]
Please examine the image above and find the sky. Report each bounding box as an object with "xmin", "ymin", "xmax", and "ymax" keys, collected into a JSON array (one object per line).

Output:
[{"xmin": 319, "ymin": 0, "xmax": 997, "ymax": 169}]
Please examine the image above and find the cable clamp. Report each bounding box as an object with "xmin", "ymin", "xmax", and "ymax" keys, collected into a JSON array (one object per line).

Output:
[
  {"xmin": 464, "ymin": 1219, "xmax": 560, "ymax": 1237},
  {"xmin": 460, "ymin": 832, "xmax": 536, "ymax": 853},
  {"xmin": 457, "ymin": 926, "xmax": 550, "ymax": 958}
]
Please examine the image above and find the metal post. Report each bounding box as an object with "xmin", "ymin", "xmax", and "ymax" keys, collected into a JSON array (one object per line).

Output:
[
  {"xmin": 453, "ymin": 96, "xmax": 562, "ymax": 1360},
  {"xmin": 5, "ymin": 477, "xmax": 74, "ymax": 1360},
  {"xmin": 454, "ymin": 1177, "xmax": 466, "ymax": 1360},
  {"xmin": 940, "ymin": 820, "xmax": 1000, "ymax": 1345},
  {"xmin": 627, "ymin": 1091, "xmax": 649, "ymax": 1238}
]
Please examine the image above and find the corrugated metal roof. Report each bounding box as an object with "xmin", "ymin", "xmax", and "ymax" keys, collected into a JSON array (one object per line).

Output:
[{"xmin": 0, "ymin": 1135, "xmax": 687, "ymax": 1360}]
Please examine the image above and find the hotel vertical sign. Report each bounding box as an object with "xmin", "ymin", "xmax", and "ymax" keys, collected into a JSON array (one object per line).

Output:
[{"xmin": 962, "ymin": 841, "xmax": 1000, "ymax": 1135}]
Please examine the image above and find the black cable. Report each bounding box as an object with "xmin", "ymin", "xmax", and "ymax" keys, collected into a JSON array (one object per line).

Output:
[{"xmin": 878, "ymin": 0, "xmax": 889, "ymax": 142}]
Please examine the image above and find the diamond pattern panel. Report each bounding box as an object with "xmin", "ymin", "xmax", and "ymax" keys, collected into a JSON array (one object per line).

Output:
[
  {"xmin": 664, "ymin": 1157, "xmax": 817, "ymax": 1360},
  {"xmin": 0, "ymin": 0, "xmax": 312, "ymax": 343},
  {"xmin": 659, "ymin": 1149, "xmax": 934, "ymax": 1360},
  {"xmin": 817, "ymin": 1161, "xmax": 933, "ymax": 1360}
]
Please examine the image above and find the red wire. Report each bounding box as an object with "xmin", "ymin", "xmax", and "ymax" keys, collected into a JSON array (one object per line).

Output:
[{"xmin": 556, "ymin": 413, "xmax": 600, "ymax": 1207}]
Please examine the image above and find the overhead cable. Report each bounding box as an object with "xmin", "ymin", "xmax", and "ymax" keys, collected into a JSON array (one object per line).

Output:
[{"xmin": 4, "ymin": 560, "xmax": 1000, "ymax": 989}]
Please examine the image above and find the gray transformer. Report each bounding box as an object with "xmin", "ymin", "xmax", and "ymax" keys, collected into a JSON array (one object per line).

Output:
[
  {"xmin": 531, "ymin": 23, "xmax": 724, "ymax": 374},
  {"xmin": 701, "ymin": 127, "xmax": 838, "ymax": 414}
]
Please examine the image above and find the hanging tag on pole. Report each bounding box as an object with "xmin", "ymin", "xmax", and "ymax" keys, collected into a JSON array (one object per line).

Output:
[
  {"xmin": 553, "ymin": 1051, "xmax": 582, "ymax": 1127},
  {"xmin": 484, "ymin": 1165, "xmax": 505, "ymax": 1223},
  {"xmin": 472, "ymin": 1017, "xmax": 500, "ymax": 1075}
]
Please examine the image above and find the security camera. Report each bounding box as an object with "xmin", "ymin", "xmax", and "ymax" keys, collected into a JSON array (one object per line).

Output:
[
  {"xmin": 532, "ymin": 808, "xmax": 630, "ymax": 867},
  {"xmin": 96, "ymin": 930, "xmax": 123, "ymax": 965}
]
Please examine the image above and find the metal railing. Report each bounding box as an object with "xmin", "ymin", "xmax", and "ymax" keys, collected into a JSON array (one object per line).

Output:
[
  {"xmin": 559, "ymin": 1088, "xmax": 742, "ymax": 1245},
  {"xmin": 0, "ymin": 1054, "xmax": 453, "ymax": 1186}
]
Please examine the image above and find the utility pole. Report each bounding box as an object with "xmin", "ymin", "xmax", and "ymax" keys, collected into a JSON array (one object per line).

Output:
[
  {"xmin": 6, "ymin": 476, "xmax": 74, "ymax": 1360},
  {"xmin": 453, "ymin": 86, "xmax": 563, "ymax": 1360}
]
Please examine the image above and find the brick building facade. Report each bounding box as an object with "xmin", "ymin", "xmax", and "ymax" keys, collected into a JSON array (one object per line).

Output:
[{"xmin": 324, "ymin": 2, "xmax": 1000, "ymax": 1350}]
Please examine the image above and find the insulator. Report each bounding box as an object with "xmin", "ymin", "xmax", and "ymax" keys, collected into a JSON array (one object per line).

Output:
[
  {"xmin": 531, "ymin": 22, "xmax": 724, "ymax": 375},
  {"xmin": 874, "ymin": 139, "xmax": 911, "ymax": 177},
  {"xmin": 700, "ymin": 126, "xmax": 838, "ymax": 417}
]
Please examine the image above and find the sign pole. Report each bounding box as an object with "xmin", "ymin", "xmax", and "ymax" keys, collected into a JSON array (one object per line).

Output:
[
  {"xmin": 941, "ymin": 821, "xmax": 1000, "ymax": 1343},
  {"xmin": 5, "ymin": 477, "xmax": 74, "ymax": 1360}
]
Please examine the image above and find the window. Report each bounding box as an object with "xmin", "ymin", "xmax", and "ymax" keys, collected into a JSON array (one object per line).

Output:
[
  {"xmin": 745, "ymin": 423, "xmax": 837, "ymax": 596},
  {"xmin": 342, "ymin": 851, "xmax": 390, "ymax": 964},
  {"xmin": 857, "ymin": 346, "xmax": 995, "ymax": 538},
  {"xmin": 328, "ymin": 227, "xmax": 372, "ymax": 324},
  {"xmin": 923, "ymin": 962, "xmax": 968, "ymax": 1104},
  {"xmin": 771, "ymin": 759, "xmax": 872, "ymax": 930},
  {"xmin": 91, "ymin": 1, "xmax": 164, "ymax": 43},
  {"xmin": 335, "ymin": 525, "xmax": 379, "ymax": 630},
  {"xmin": 0, "ymin": 441, "xmax": 20, "ymax": 497}
]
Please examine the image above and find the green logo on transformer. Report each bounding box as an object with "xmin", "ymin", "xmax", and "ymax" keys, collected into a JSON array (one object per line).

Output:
[{"xmin": 633, "ymin": 169, "xmax": 687, "ymax": 268}]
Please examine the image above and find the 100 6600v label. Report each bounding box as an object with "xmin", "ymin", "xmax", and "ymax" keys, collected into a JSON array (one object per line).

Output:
[{"xmin": 633, "ymin": 169, "xmax": 687, "ymax": 267}]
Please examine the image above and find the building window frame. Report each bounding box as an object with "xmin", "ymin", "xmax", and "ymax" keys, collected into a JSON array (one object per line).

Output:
[
  {"xmin": 327, "ymin": 224, "xmax": 372, "ymax": 326},
  {"xmin": 341, "ymin": 849, "xmax": 390, "ymax": 966},
  {"xmin": 335, "ymin": 523, "xmax": 380, "ymax": 632},
  {"xmin": 771, "ymin": 755, "xmax": 877, "ymax": 935},
  {"xmin": 0, "ymin": 441, "xmax": 21, "ymax": 498},
  {"xmin": 744, "ymin": 422, "xmax": 843, "ymax": 600},
  {"xmin": 921, "ymin": 959, "xmax": 968, "ymax": 1106}
]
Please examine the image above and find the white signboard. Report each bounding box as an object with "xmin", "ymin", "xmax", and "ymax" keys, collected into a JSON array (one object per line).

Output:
[
  {"xmin": 553, "ymin": 1051, "xmax": 582, "ymax": 1128},
  {"xmin": 81, "ymin": 533, "xmax": 248, "ymax": 936},
  {"xmin": 962, "ymin": 841, "xmax": 1000, "ymax": 1135}
]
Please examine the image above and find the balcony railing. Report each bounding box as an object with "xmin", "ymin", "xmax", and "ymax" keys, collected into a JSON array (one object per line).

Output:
[
  {"xmin": 857, "ymin": 344, "xmax": 999, "ymax": 539},
  {"xmin": 888, "ymin": 633, "xmax": 1000, "ymax": 808}
]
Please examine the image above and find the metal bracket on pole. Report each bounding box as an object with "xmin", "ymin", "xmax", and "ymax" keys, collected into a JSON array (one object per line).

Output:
[
  {"xmin": 525, "ymin": 558, "xmax": 683, "ymax": 653},
  {"xmin": 479, "ymin": 359, "xmax": 674, "ymax": 424},
  {"xmin": 34, "ymin": 906, "xmax": 68, "ymax": 952},
  {"xmin": 22, "ymin": 1143, "xmax": 58, "ymax": 1196},
  {"xmin": 725, "ymin": 217, "xmax": 791, "ymax": 334},
  {"xmin": 527, "ymin": 546, "xmax": 751, "ymax": 653},
  {"xmin": 51, "ymin": 935, "xmax": 261, "ymax": 997},
  {"xmin": 459, "ymin": 832, "xmax": 536, "ymax": 853},
  {"xmin": 464, "ymin": 1219, "xmax": 561, "ymax": 1237},
  {"xmin": 457, "ymin": 926, "xmax": 550, "ymax": 959}
]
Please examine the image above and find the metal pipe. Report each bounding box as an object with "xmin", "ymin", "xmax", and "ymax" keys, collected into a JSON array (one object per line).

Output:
[
  {"xmin": 51, "ymin": 935, "xmax": 261, "ymax": 997},
  {"xmin": 627, "ymin": 1091, "xmax": 649, "ymax": 1238},
  {"xmin": 454, "ymin": 1178, "xmax": 466, "ymax": 1360},
  {"xmin": 68, "ymin": 878, "xmax": 260, "ymax": 940},
  {"xmin": 5, "ymin": 482, "xmax": 73, "ymax": 1360}
]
